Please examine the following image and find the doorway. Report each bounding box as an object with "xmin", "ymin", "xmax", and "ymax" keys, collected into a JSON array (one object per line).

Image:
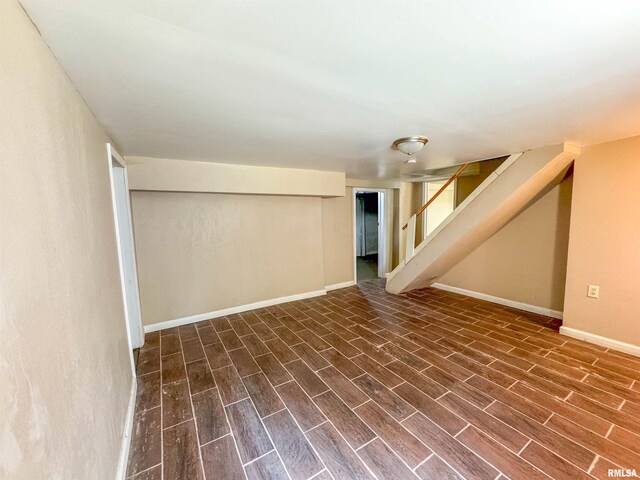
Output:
[
  {"xmin": 107, "ymin": 144, "xmax": 144, "ymax": 365},
  {"xmin": 354, "ymin": 189, "xmax": 386, "ymax": 283}
]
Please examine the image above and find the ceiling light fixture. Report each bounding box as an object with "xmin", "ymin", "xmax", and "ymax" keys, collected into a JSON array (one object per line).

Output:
[{"xmin": 392, "ymin": 135, "xmax": 428, "ymax": 163}]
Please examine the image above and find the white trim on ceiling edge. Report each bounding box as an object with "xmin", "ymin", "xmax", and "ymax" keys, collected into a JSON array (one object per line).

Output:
[
  {"xmin": 116, "ymin": 378, "xmax": 137, "ymax": 480},
  {"xmin": 143, "ymin": 281, "xmax": 356, "ymax": 333},
  {"xmin": 559, "ymin": 326, "xmax": 640, "ymax": 358},
  {"xmin": 431, "ymin": 283, "xmax": 564, "ymax": 320}
]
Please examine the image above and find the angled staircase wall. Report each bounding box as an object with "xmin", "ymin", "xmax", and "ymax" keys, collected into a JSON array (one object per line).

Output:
[{"xmin": 386, "ymin": 143, "xmax": 580, "ymax": 294}]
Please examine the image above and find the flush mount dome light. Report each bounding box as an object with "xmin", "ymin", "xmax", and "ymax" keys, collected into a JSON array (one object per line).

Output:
[{"xmin": 392, "ymin": 136, "xmax": 428, "ymax": 163}]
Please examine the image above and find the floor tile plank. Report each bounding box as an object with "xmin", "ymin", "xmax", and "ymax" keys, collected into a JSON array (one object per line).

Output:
[
  {"xmin": 228, "ymin": 347, "xmax": 261, "ymax": 377},
  {"xmin": 192, "ymin": 388, "xmax": 229, "ymax": 445},
  {"xmin": 162, "ymin": 379, "xmax": 193, "ymax": 428},
  {"xmin": 351, "ymin": 354, "xmax": 403, "ymax": 388},
  {"xmin": 457, "ymin": 426, "xmax": 549, "ymax": 479},
  {"xmin": 186, "ymin": 359, "xmax": 216, "ymax": 395},
  {"xmin": 204, "ymin": 342, "xmax": 232, "ymax": 370},
  {"xmin": 126, "ymin": 407, "xmax": 162, "ymax": 477},
  {"xmin": 135, "ymin": 371, "xmax": 161, "ymax": 413},
  {"xmin": 240, "ymin": 333, "xmax": 270, "ymax": 357},
  {"xmin": 263, "ymin": 410, "xmax": 324, "ymax": 480},
  {"xmin": 254, "ymin": 353, "xmax": 293, "ymax": 386},
  {"xmin": 284, "ymin": 360, "xmax": 329, "ymax": 397},
  {"xmin": 487, "ymin": 403, "xmax": 596, "ymax": 470},
  {"xmin": 137, "ymin": 347, "xmax": 160, "ymax": 375},
  {"xmin": 244, "ymin": 450, "xmax": 289, "ymax": 480},
  {"xmin": 307, "ymin": 422, "xmax": 375, "ymax": 479},
  {"xmin": 161, "ymin": 352, "xmax": 186, "ymax": 384},
  {"xmin": 357, "ymin": 438, "xmax": 419, "ymax": 480},
  {"xmin": 403, "ymin": 413, "xmax": 497, "ymax": 480},
  {"xmin": 212, "ymin": 365, "xmax": 249, "ymax": 406},
  {"xmin": 321, "ymin": 348, "xmax": 364, "ymax": 379},
  {"xmin": 316, "ymin": 366, "xmax": 369, "ymax": 408},
  {"xmin": 201, "ymin": 435, "xmax": 245, "ymax": 480},
  {"xmin": 226, "ymin": 398, "xmax": 273, "ymax": 463},
  {"xmin": 353, "ymin": 374, "xmax": 415, "ymax": 421},
  {"xmin": 438, "ymin": 392, "xmax": 529, "ymax": 453},
  {"xmin": 275, "ymin": 380, "xmax": 326, "ymax": 431},
  {"xmin": 182, "ymin": 337, "xmax": 206, "ymax": 363},
  {"xmin": 520, "ymin": 441, "xmax": 593, "ymax": 480},
  {"xmin": 242, "ymin": 372, "xmax": 285, "ymax": 418},
  {"xmin": 290, "ymin": 342, "xmax": 330, "ymax": 371},
  {"xmin": 314, "ymin": 390, "xmax": 376, "ymax": 449},
  {"xmin": 394, "ymin": 383, "xmax": 467, "ymax": 435},
  {"xmin": 355, "ymin": 402, "xmax": 430, "ymax": 468},
  {"xmin": 163, "ymin": 420, "xmax": 204, "ymax": 480},
  {"xmin": 415, "ymin": 455, "xmax": 464, "ymax": 480}
]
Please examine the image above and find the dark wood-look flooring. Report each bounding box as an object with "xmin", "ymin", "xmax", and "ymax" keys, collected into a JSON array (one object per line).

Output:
[{"xmin": 127, "ymin": 279, "xmax": 640, "ymax": 480}]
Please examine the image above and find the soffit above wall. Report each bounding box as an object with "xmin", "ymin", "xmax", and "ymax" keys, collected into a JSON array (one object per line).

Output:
[{"xmin": 126, "ymin": 156, "xmax": 345, "ymax": 197}]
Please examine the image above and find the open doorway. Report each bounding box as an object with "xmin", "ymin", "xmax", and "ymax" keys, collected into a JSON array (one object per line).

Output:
[
  {"xmin": 354, "ymin": 189, "xmax": 387, "ymax": 283},
  {"xmin": 107, "ymin": 144, "xmax": 144, "ymax": 371}
]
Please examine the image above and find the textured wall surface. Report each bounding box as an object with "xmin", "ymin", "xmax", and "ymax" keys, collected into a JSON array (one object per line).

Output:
[
  {"xmin": 322, "ymin": 188, "xmax": 355, "ymax": 286},
  {"xmin": 0, "ymin": 1, "xmax": 132, "ymax": 478},
  {"xmin": 563, "ymin": 135, "xmax": 640, "ymax": 345},
  {"xmin": 131, "ymin": 191, "xmax": 326, "ymax": 326},
  {"xmin": 439, "ymin": 180, "xmax": 572, "ymax": 312}
]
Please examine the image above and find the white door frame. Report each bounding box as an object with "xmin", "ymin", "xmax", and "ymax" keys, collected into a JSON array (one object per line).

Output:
[
  {"xmin": 352, "ymin": 188, "xmax": 392, "ymax": 280},
  {"xmin": 107, "ymin": 144, "xmax": 144, "ymax": 367}
]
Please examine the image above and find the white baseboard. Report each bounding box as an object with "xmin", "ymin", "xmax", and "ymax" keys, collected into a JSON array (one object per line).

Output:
[
  {"xmin": 116, "ymin": 377, "xmax": 137, "ymax": 480},
  {"xmin": 144, "ymin": 289, "xmax": 327, "ymax": 333},
  {"xmin": 325, "ymin": 280, "xmax": 356, "ymax": 292},
  {"xmin": 431, "ymin": 283, "xmax": 563, "ymax": 320},
  {"xmin": 559, "ymin": 326, "xmax": 640, "ymax": 358}
]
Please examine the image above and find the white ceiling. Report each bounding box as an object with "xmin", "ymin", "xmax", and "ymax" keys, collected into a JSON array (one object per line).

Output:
[{"xmin": 21, "ymin": 0, "xmax": 640, "ymax": 180}]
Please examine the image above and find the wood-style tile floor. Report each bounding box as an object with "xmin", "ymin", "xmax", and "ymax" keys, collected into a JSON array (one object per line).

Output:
[{"xmin": 126, "ymin": 279, "xmax": 640, "ymax": 480}]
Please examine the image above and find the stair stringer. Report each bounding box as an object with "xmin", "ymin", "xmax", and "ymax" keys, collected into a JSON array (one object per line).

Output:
[{"xmin": 386, "ymin": 143, "xmax": 580, "ymax": 294}]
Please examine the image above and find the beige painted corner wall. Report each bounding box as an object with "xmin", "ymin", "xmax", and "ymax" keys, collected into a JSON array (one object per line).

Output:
[
  {"xmin": 438, "ymin": 178, "xmax": 573, "ymax": 312},
  {"xmin": 132, "ymin": 182, "xmax": 410, "ymax": 328},
  {"xmin": 131, "ymin": 192, "xmax": 326, "ymax": 326},
  {"xmin": 322, "ymin": 187, "xmax": 355, "ymax": 286},
  {"xmin": 563, "ymin": 135, "xmax": 640, "ymax": 346},
  {"xmin": 0, "ymin": 2, "xmax": 132, "ymax": 478}
]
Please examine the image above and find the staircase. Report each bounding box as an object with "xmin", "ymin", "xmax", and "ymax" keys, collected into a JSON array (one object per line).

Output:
[{"xmin": 386, "ymin": 143, "xmax": 580, "ymax": 294}]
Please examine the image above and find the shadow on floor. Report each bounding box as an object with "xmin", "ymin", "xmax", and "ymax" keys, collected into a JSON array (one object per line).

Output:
[{"xmin": 356, "ymin": 254, "xmax": 378, "ymax": 283}]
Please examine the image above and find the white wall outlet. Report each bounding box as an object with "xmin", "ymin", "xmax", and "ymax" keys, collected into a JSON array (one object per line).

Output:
[{"xmin": 587, "ymin": 284, "xmax": 600, "ymax": 299}]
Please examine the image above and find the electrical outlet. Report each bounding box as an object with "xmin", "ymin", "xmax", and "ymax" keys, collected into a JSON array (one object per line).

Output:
[{"xmin": 587, "ymin": 284, "xmax": 600, "ymax": 299}]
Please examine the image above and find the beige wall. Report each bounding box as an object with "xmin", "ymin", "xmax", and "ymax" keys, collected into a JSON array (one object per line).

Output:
[
  {"xmin": 0, "ymin": 2, "xmax": 132, "ymax": 478},
  {"xmin": 456, "ymin": 157, "xmax": 506, "ymax": 206},
  {"xmin": 131, "ymin": 182, "xmax": 411, "ymax": 328},
  {"xmin": 563, "ymin": 135, "xmax": 640, "ymax": 346},
  {"xmin": 439, "ymin": 178, "xmax": 573, "ymax": 312},
  {"xmin": 126, "ymin": 156, "xmax": 345, "ymax": 197},
  {"xmin": 131, "ymin": 192, "xmax": 326, "ymax": 326},
  {"xmin": 322, "ymin": 187, "xmax": 355, "ymax": 286}
]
